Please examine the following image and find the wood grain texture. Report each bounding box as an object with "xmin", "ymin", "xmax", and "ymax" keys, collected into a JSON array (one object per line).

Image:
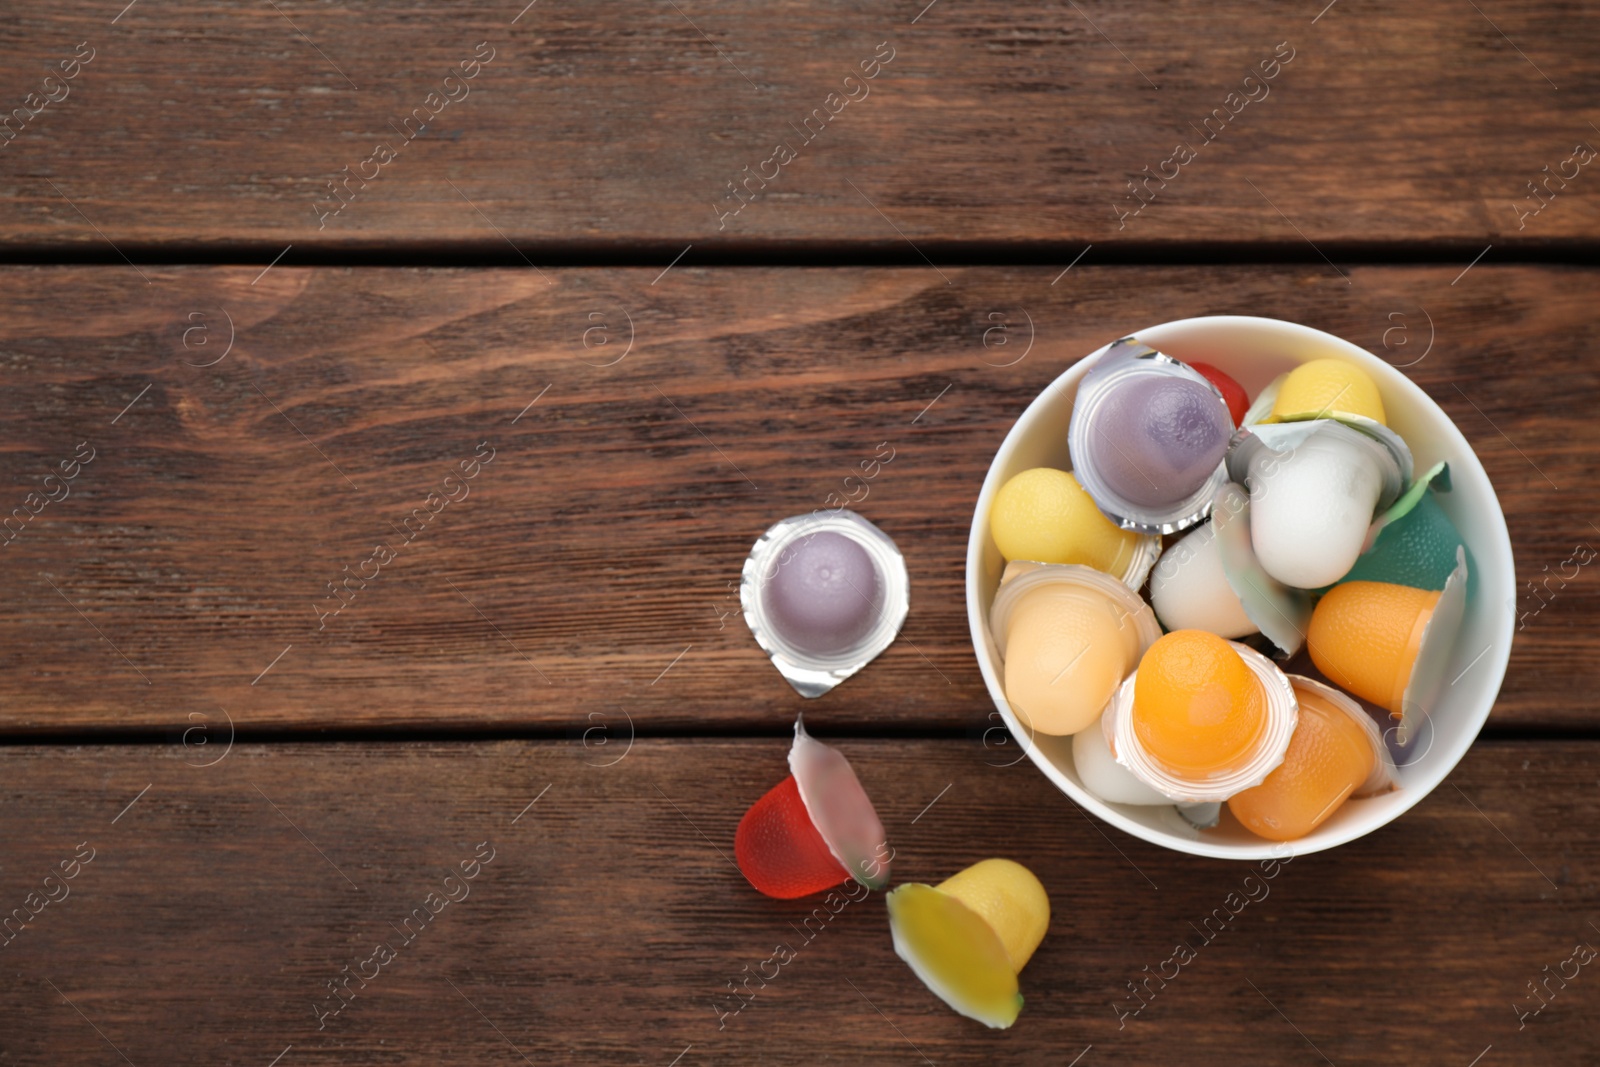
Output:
[
  {"xmin": 0, "ymin": 738, "xmax": 1594, "ymax": 1065},
  {"xmin": 0, "ymin": 264, "xmax": 1594, "ymax": 734},
  {"xmin": 1, "ymin": 1, "xmax": 1595, "ymax": 249}
]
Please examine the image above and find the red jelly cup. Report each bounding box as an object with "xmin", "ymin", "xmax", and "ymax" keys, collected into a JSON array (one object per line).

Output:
[
  {"xmin": 1189, "ymin": 361, "xmax": 1251, "ymax": 427},
  {"xmin": 734, "ymin": 716, "xmax": 892, "ymax": 899}
]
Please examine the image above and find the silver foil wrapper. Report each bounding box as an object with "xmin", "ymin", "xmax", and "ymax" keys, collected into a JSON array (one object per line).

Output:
[{"xmin": 741, "ymin": 509, "xmax": 910, "ymax": 698}]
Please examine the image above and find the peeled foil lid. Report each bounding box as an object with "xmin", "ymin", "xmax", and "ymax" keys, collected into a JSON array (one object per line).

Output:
[
  {"xmin": 988, "ymin": 562, "xmax": 1162, "ymax": 662},
  {"xmin": 1211, "ymin": 481, "xmax": 1313, "ymax": 656},
  {"xmin": 1397, "ymin": 544, "xmax": 1469, "ymax": 742},
  {"xmin": 741, "ymin": 509, "xmax": 909, "ymax": 699},
  {"xmin": 789, "ymin": 715, "xmax": 892, "ymax": 889},
  {"xmin": 998, "ymin": 528, "xmax": 1163, "ymax": 591},
  {"xmin": 1244, "ymin": 371, "xmax": 1395, "ymax": 432},
  {"xmin": 1363, "ymin": 460, "xmax": 1450, "ymax": 553},
  {"xmin": 1177, "ymin": 802, "xmax": 1222, "ymax": 829},
  {"xmin": 1226, "ymin": 418, "xmax": 1413, "ymax": 516},
  {"xmin": 1067, "ymin": 337, "xmax": 1232, "ymax": 535},
  {"xmin": 1103, "ymin": 641, "xmax": 1300, "ymax": 804},
  {"xmin": 1286, "ymin": 675, "xmax": 1400, "ymax": 798}
]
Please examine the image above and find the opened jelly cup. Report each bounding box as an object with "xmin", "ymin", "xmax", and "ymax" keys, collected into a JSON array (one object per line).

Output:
[{"xmin": 967, "ymin": 316, "xmax": 1514, "ymax": 859}]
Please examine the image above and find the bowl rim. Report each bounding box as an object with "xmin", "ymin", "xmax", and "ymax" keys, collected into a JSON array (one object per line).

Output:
[{"xmin": 964, "ymin": 314, "xmax": 1516, "ymax": 860}]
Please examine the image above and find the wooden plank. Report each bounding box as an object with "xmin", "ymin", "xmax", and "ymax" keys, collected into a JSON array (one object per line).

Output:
[
  {"xmin": 1, "ymin": 2, "xmax": 1595, "ymax": 248},
  {"xmin": 0, "ymin": 264, "xmax": 1592, "ymax": 734},
  {"xmin": 0, "ymin": 738, "xmax": 1592, "ymax": 1064}
]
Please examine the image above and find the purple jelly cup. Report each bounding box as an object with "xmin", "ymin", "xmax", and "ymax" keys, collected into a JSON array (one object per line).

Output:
[
  {"xmin": 1067, "ymin": 338, "xmax": 1235, "ymax": 535},
  {"xmin": 743, "ymin": 509, "xmax": 909, "ymax": 698}
]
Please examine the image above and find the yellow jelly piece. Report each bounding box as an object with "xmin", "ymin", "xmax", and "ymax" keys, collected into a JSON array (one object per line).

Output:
[
  {"xmin": 887, "ymin": 885, "xmax": 1020, "ymax": 1029},
  {"xmin": 1132, "ymin": 630, "xmax": 1265, "ymax": 777},
  {"xmin": 1229, "ymin": 685, "xmax": 1376, "ymax": 841},
  {"xmin": 1004, "ymin": 586, "xmax": 1141, "ymax": 736},
  {"xmin": 990, "ymin": 468, "xmax": 1140, "ymax": 575},
  {"xmin": 1269, "ymin": 358, "xmax": 1386, "ymax": 426},
  {"xmin": 886, "ymin": 859, "xmax": 1049, "ymax": 1030}
]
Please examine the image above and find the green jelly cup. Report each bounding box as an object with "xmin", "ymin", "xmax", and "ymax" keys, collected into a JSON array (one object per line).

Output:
[{"xmin": 1344, "ymin": 488, "xmax": 1466, "ymax": 591}]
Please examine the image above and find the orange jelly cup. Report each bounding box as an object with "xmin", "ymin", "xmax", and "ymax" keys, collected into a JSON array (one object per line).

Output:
[
  {"xmin": 1106, "ymin": 630, "xmax": 1299, "ymax": 804},
  {"xmin": 1228, "ymin": 678, "xmax": 1391, "ymax": 842}
]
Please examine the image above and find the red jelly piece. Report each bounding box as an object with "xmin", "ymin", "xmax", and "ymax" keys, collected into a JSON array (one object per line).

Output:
[
  {"xmin": 735, "ymin": 774, "xmax": 851, "ymax": 899},
  {"xmin": 1189, "ymin": 361, "xmax": 1250, "ymax": 427}
]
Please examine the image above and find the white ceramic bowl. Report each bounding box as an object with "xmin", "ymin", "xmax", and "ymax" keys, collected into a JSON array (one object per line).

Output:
[{"xmin": 966, "ymin": 316, "xmax": 1515, "ymax": 859}]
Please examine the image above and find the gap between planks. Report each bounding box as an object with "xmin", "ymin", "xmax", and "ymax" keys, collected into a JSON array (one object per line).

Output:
[{"xmin": 0, "ymin": 240, "xmax": 1597, "ymax": 272}]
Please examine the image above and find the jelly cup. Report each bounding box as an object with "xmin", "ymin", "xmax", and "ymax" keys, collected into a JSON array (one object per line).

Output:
[
  {"xmin": 1148, "ymin": 521, "xmax": 1257, "ymax": 639},
  {"xmin": 1308, "ymin": 546, "xmax": 1469, "ymax": 745},
  {"xmin": 989, "ymin": 563, "xmax": 1162, "ymax": 737},
  {"xmin": 988, "ymin": 466, "xmax": 1162, "ymax": 588},
  {"xmin": 1266, "ymin": 357, "xmax": 1388, "ymax": 425},
  {"xmin": 1067, "ymin": 338, "xmax": 1234, "ymax": 534},
  {"xmin": 1227, "ymin": 675, "xmax": 1398, "ymax": 842},
  {"xmin": 742, "ymin": 509, "xmax": 909, "ymax": 698},
  {"xmin": 1226, "ymin": 418, "xmax": 1413, "ymax": 590},
  {"xmin": 1102, "ymin": 637, "xmax": 1300, "ymax": 804},
  {"xmin": 734, "ymin": 715, "xmax": 891, "ymax": 898},
  {"xmin": 886, "ymin": 859, "xmax": 1049, "ymax": 1029},
  {"xmin": 1188, "ymin": 361, "xmax": 1250, "ymax": 427},
  {"xmin": 1290, "ymin": 675, "xmax": 1399, "ymax": 800},
  {"xmin": 969, "ymin": 315, "xmax": 1514, "ymax": 859}
]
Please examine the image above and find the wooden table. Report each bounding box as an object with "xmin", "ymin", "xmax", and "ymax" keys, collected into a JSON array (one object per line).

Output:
[{"xmin": 3, "ymin": 3, "xmax": 1595, "ymax": 1064}]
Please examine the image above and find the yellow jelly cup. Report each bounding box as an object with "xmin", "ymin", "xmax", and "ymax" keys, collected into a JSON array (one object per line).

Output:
[
  {"xmin": 886, "ymin": 859, "xmax": 1050, "ymax": 1029},
  {"xmin": 1266, "ymin": 357, "xmax": 1387, "ymax": 425},
  {"xmin": 988, "ymin": 467, "xmax": 1161, "ymax": 588}
]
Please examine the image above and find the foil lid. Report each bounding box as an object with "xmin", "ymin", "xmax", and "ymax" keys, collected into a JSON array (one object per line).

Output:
[
  {"xmin": 1396, "ymin": 545, "xmax": 1469, "ymax": 743},
  {"xmin": 741, "ymin": 509, "xmax": 909, "ymax": 698},
  {"xmin": 1067, "ymin": 337, "xmax": 1233, "ymax": 536},
  {"xmin": 1212, "ymin": 481, "xmax": 1313, "ymax": 656},
  {"xmin": 1363, "ymin": 460, "xmax": 1449, "ymax": 553},
  {"xmin": 1226, "ymin": 418, "xmax": 1413, "ymax": 514}
]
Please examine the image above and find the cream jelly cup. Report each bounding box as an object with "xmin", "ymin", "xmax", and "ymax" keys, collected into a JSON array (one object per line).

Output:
[
  {"xmin": 989, "ymin": 563, "xmax": 1161, "ymax": 737},
  {"xmin": 1227, "ymin": 418, "xmax": 1412, "ymax": 590}
]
